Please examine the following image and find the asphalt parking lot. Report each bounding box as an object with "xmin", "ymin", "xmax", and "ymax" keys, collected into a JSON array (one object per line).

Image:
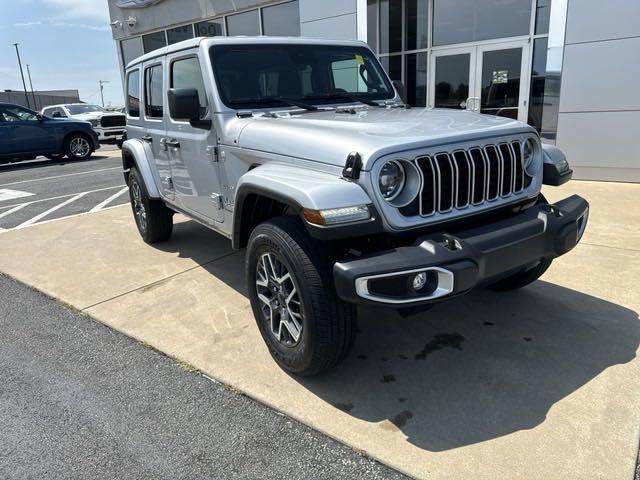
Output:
[{"xmin": 0, "ymin": 146, "xmax": 126, "ymax": 232}]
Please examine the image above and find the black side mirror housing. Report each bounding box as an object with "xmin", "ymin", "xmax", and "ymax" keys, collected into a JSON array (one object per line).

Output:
[
  {"xmin": 168, "ymin": 88, "xmax": 211, "ymax": 130},
  {"xmin": 393, "ymin": 80, "xmax": 406, "ymax": 103}
]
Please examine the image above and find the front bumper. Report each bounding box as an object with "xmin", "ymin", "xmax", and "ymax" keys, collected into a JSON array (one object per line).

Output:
[
  {"xmin": 333, "ymin": 195, "xmax": 589, "ymax": 306},
  {"xmin": 95, "ymin": 128, "xmax": 125, "ymax": 141}
]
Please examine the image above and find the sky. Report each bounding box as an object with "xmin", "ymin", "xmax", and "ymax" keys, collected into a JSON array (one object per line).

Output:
[{"xmin": 0, "ymin": 0, "xmax": 124, "ymax": 107}]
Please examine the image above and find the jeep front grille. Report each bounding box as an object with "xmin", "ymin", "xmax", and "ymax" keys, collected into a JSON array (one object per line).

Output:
[{"xmin": 414, "ymin": 141, "xmax": 530, "ymax": 217}]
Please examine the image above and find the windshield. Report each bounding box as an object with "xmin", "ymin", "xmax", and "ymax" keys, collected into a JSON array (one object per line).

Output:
[
  {"xmin": 210, "ymin": 44, "xmax": 395, "ymax": 110},
  {"xmin": 66, "ymin": 104, "xmax": 105, "ymax": 115}
]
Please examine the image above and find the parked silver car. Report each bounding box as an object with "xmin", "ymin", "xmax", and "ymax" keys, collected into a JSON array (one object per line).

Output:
[{"xmin": 121, "ymin": 37, "xmax": 589, "ymax": 376}]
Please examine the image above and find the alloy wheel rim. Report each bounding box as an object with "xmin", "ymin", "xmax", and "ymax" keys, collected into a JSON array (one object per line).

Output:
[
  {"xmin": 256, "ymin": 252, "xmax": 304, "ymax": 346},
  {"xmin": 131, "ymin": 181, "xmax": 147, "ymax": 232},
  {"xmin": 70, "ymin": 137, "xmax": 90, "ymax": 158}
]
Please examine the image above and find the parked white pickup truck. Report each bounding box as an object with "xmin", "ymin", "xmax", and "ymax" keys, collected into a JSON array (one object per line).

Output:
[
  {"xmin": 121, "ymin": 37, "xmax": 589, "ymax": 376},
  {"xmin": 42, "ymin": 104, "xmax": 126, "ymax": 146}
]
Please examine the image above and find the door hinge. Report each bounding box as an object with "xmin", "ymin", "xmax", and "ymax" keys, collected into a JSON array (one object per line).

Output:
[
  {"xmin": 206, "ymin": 146, "xmax": 219, "ymax": 164},
  {"xmin": 210, "ymin": 193, "xmax": 224, "ymax": 210}
]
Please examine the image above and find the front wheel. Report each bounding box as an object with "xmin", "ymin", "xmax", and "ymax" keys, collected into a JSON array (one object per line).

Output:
[
  {"xmin": 64, "ymin": 133, "xmax": 93, "ymax": 160},
  {"xmin": 247, "ymin": 216, "xmax": 357, "ymax": 376},
  {"xmin": 128, "ymin": 167, "xmax": 173, "ymax": 244}
]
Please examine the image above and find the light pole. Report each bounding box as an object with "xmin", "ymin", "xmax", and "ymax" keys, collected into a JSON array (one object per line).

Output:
[
  {"xmin": 99, "ymin": 80, "xmax": 110, "ymax": 108},
  {"xmin": 13, "ymin": 43, "xmax": 31, "ymax": 109},
  {"xmin": 26, "ymin": 64, "xmax": 37, "ymax": 110}
]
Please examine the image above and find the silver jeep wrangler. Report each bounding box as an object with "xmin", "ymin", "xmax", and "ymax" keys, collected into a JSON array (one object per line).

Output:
[{"xmin": 122, "ymin": 37, "xmax": 589, "ymax": 376}]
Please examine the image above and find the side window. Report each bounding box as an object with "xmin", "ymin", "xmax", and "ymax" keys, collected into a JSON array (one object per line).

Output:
[
  {"xmin": 3, "ymin": 106, "xmax": 38, "ymax": 122},
  {"xmin": 171, "ymin": 57, "xmax": 208, "ymax": 118},
  {"xmin": 144, "ymin": 64, "xmax": 164, "ymax": 119},
  {"xmin": 127, "ymin": 69, "xmax": 141, "ymax": 118}
]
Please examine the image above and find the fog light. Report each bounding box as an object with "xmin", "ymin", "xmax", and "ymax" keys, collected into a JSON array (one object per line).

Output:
[{"xmin": 412, "ymin": 272, "xmax": 428, "ymax": 291}]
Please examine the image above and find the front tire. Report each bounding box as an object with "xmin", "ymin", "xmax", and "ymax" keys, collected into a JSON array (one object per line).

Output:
[
  {"xmin": 64, "ymin": 133, "xmax": 93, "ymax": 160},
  {"xmin": 247, "ymin": 216, "xmax": 357, "ymax": 376},
  {"xmin": 128, "ymin": 167, "xmax": 173, "ymax": 244}
]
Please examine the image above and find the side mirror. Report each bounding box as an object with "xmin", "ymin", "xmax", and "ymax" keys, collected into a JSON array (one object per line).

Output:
[
  {"xmin": 393, "ymin": 80, "xmax": 406, "ymax": 103},
  {"xmin": 168, "ymin": 88, "xmax": 211, "ymax": 129},
  {"xmin": 36, "ymin": 113, "xmax": 44, "ymax": 121}
]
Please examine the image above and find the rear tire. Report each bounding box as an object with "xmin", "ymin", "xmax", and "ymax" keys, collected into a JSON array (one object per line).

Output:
[
  {"xmin": 64, "ymin": 133, "xmax": 93, "ymax": 161},
  {"xmin": 247, "ymin": 216, "xmax": 357, "ymax": 376},
  {"xmin": 128, "ymin": 167, "xmax": 173, "ymax": 244}
]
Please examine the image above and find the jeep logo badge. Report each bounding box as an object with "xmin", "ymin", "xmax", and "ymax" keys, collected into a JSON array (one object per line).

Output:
[{"xmin": 115, "ymin": 0, "xmax": 165, "ymax": 8}]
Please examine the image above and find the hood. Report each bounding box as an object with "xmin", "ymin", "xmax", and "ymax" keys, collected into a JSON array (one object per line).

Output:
[
  {"xmin": 70, "ymin": 111, "xmax": 123, "ymax": 120},
  {"xmin": 234, "ymin": 108, "xmax": 535, "ymax": 169}
]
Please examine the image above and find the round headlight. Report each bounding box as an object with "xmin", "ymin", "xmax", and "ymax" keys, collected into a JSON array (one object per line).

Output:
[
  {"xmin": 379, "ymin": 160, "xmax": 406, "ymax": 201},
  {"xmin": 523, "ymin": 138, "xmax": 537, "ymax": 176}
]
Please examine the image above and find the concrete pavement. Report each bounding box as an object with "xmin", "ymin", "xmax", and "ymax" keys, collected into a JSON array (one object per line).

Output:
[
  {"xmin": 0, "ymin": 274, "xmax": 405, "ymax": 480},
  {"xmin": 0, "ymin": 180, "xmax": 638, "ymax": 479}
]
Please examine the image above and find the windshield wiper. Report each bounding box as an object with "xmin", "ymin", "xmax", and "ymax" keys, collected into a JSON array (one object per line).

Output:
[
  {"xmin": 231, "ymin": 97, "xmax": 318, "ymax": 112},
  {"xmin": 303, "ymin": 94, "xmax": 383, "ymax": 108}
]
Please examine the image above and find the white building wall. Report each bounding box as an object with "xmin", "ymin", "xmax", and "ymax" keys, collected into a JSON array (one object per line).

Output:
[
  {"xmin": 299, "ymin": 0, "xmax": 365, "ymax": 41},
  {"xmin": 557, "ymin": 0, "xmax": 640, "ymax": 182}
]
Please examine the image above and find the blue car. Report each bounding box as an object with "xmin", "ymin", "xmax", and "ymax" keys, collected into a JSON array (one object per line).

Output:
[{"xmin": 0, "ymin": 103, "xmax": 100, "ymax": 162}]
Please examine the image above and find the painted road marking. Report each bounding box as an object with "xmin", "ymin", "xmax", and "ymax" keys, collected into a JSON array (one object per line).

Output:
[
  {"xmin": 90, "ymin": 187, "xmax": 129, "ymax": 213},
  {"xmin": 0, "ymin": 186, "xmax": 125, "ymax": 211},
  {"xmin": 0, "ymin": 167, "xmax": 122, "ymax": 188},
  {"xmin": 0, "ymin": 189, "xmax": 35, "ymax": 202},
  {"xmin": 17, "ymin": 192, "xmax": 88, "ymax": 228},
  {"xmin": 0, "ymin": 203, "xmax": 31, "ymax": 220}
]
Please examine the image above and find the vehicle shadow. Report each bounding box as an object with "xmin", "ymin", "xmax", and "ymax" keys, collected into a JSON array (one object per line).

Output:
[
  {"xmin": 0, "ymin": 154, "xmax": 117, "ymax": 172},
  {"xmin": 158, "ymin": 219, "xmax": 640, "ymax": 452}
]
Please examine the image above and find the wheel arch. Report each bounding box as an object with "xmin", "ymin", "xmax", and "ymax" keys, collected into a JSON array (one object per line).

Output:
[{"xmin": 121, "ymin": 139, "xmax": 161, "ymax": 198}]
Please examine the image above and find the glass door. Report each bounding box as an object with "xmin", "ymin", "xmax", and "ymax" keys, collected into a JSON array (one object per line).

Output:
[
  {"xmin": 475, "ymin": 40, "xmax": 530, "ymax": 122},
  {"xmin": 429, "ymin": 40, "xmax": 531, "ymax": 122},
  {"xmin": 429, "ymin": 46, "xmax": 476, "ymax": 110}
]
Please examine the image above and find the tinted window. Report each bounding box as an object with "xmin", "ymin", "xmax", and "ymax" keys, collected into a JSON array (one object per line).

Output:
[
  {"xmin": 127, "ymin": 70, "xmax": 141, "ymax": 117},
  {"xmin": 226, "ymin": 10, "xmax": 260, "ymax": 36},
  {"xmin": 167, "ymin": 25, "xmax": 193, "ymax": 45},
  {"xmin": 145, "ymin": 64, "xmax": 164, "ymax": 118},
  {"xmin": 434, "ymin": 54, "xmax": 470, "ymax": 109},
  {"xmin": 380, "ymin": 55, "xmax": 402, "ymax": 82},
  {"xmin": 406, "ymin": 0, "xmax": 429, "ymax": 51},
  {"xmin": 380, "ymin": 0, "xmax": 402, "ymax": 53},
  {"xmin": 142, "ymin": 31, "xmax": 167, "ymax": 54},
  {"xmin": 433, "ymin": 0, "xmax": 532, "ymax": 46},
  {"xmin": 535, "ymin": 0, "xmax": 551, "ymax": 34},
  {"xmin": 0, "ymin": 105, "xmax": 38, "ymax": 122},
  {"xmin": 171, "ymin": 57, "xmax": 208, "ymax": 117},
  {"xmin": 211, "ymin": 44, "xmax": 394, "ymax": 109},
  {"xmin": 406, "ymin": 52, "xmax": 428, "ymax": 107},
  {"xmin": 195, "ymin": 20, "xmax": 224, "ymax": 37},
  {"xmin": 262, "ymin": 1, "xmax": 300, "ymax": 36},
  {"xmin": 367, "ymin": 0, "xmax": 378, "ymax": 52},
  {"xmin": 122, "ymin": 37, "xmax": 144, "ymax": 66}
]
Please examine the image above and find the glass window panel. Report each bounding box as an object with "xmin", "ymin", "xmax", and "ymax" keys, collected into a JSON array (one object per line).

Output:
[
  {"xmin": 262, "ymin": 1, "xmax": 300, "ymax": 36},
  {"xmin": 480, "ymin": 48, "xmax": 522, "ymax": 120},
  {"xmin": 332, "ymin": 58, "xmax": 370, "ymax": 93},
  {"xmin": 171, "ymin": 57, "xmax": 208, "ymax": 116},
  {"xmin": 535, "ymin": 0, "xmax": 551, "ymax": 34},
  {"xmin": 144, "ymin": 64, "xmax": 163, "ymax": 118},
  {"xmin": 379, "ymin": 0, "xmax": 402, "ymax": 54},
  {"xmin": 121, "ymin": 37, "xmax": 143, "ymax": 66},
  {"xmin": 528, "ymin": 38, "xmax": 559, "ymax": 141},
  {"xmin": 434, "ymin": 54, "xmax": 470, "ymax": 109},
  {"xmin": 226, "ymin": 10, "xmax": 260, "ymax": 36},
  {"xmin": 367, "ymin": 0, "xmax": 378, "ymax": 53},
  {"xmin": 406, "ymin": 52, "xmax": 428, "ymax": 107},
  {"xmin": 142, "ymin": 31, "xmax": 167, "ymax": 54},
  {"xmin": 127, "ymin": 70, "xmax": 141, "ymax": 117},
  {"xmin": 406, "ymin": 0, "xmax": 429, "ymax": 51},
  {"xmin": 433, "ymin": 0, "xmax": 532, "ymax": 46},
  {"xmin": 380, "ymin": 55, "xmax": 402, "ymax": 82},
  {"xmin": 195, "ymin": 20, "xmax": 224, "ymax": 37},
  {"xmin": 167, "ymin": 25, "xmax": 193, "ymax": 45}
]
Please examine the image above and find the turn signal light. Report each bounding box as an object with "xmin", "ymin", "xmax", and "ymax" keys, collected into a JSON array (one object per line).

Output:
[{"xmin": 302, "ymin": 205, "xmax": 371, "ymax": 226}]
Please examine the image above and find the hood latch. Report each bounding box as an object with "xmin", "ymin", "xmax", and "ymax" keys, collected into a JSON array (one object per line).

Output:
[{"xmin": 343, "ymin": 152, "xmax": 363, "ymax": 180}]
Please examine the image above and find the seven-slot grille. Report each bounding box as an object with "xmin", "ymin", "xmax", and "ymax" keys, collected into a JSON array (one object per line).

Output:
[
  {"xmin": 415, "ymin": 141, "xmax": 530, "ymax": 217},
  {"xmin": 100, "ymin": 115, "xmax": 126, "ymax": 128}
]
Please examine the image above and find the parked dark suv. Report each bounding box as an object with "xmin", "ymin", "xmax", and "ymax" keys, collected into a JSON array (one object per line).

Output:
[{"xmin": 0, "ymin": 103, "xmax": 100, "ymax": 162}]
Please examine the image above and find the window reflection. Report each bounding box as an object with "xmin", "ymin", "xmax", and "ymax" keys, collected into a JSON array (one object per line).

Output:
[
  {"xmin": 406, "ymin": 52, "xmax": 428, "ymax": 107},
  {"xmin": 406, "ymin": 0, "xmax": 429, "ymax": 51},
  {"xmin": 380, "ymin": 0, "xmax": 402, "ymax": 54}
]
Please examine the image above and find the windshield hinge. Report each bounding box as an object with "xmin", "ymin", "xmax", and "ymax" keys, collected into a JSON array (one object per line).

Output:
[{"xmin": 343, "ymin": 152, "xmax": 363, "ymax": 180}]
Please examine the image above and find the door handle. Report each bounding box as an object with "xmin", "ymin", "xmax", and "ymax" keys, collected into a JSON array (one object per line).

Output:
[
  {"xmin": 141, "ymin": 135, "xmax": 153, "ymax": 143},
  {"xmin": 165, "ymin": 139, "xmax": 181, "ymax": 149}
]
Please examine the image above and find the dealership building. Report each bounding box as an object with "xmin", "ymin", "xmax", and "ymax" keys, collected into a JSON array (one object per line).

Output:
[{"xmin": 108, "ymin": 0, "xmax": 639, "ymax": 182}]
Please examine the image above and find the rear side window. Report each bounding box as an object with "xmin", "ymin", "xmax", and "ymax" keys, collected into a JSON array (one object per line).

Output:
[
  {"xmin": 144, "ymin": 64, "xmax": 164, "ymax": 118},
  {"xmin": 127, "ymin": 69, "xmax": 141, "ymax": 117},
  {"xmin": 170, "ymin": 57, "xmax": 208, "ymax": 118}
]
